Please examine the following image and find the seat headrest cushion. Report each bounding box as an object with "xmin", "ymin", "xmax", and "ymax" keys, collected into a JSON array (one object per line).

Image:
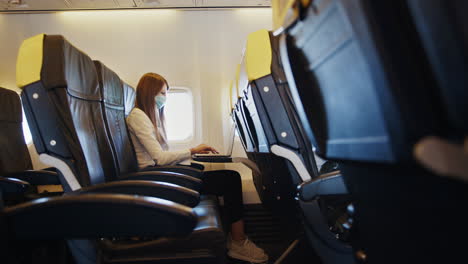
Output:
[
  {"xmin": 17, "ymin": 34, "xmax": 101, "ymax": 101},
  {"xmin": 94, "ymin": 61, "xmax": 124, "ymax": 107},
  {"xmin": 245, "ymin": 29, "xmax": 272, "ymax": 81}
]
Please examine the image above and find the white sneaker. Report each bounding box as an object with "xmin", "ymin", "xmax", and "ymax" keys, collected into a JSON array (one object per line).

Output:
[{"xmin": 227, "ymin": 236, "xmax": 268, "ymax": 263}]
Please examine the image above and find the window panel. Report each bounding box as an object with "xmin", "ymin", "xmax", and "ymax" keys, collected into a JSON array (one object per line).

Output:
[
  {"xmin": 22, "ymin": 110, "xmax": 33, "ymax": 145},
  {"xmin": 165, "ymin": 87, "xmax": 194, "ymax": 142}
]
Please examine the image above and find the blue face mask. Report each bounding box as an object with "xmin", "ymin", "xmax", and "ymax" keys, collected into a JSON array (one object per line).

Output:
[{"xmin": 155, "ymin": 95, "xmax": 167, "ymax": 109}]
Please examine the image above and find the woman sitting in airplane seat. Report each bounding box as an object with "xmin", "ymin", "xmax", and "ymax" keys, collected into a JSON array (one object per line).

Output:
[{"xmin": 126, "ymin": 72, "xmax": 268, "ymax": 264}]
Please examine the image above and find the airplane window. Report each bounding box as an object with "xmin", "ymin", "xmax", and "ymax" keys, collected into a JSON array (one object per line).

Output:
[
  {"xmin": 165, "ymin": 87, "xmax": 194, "ymax": 142},
  {"xmin": 22, "ymin": 109, "xmax": 33, "ymax": 145}
]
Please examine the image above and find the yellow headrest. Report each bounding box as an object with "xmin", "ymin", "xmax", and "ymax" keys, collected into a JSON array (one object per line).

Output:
[
  {"xmin": 272, "ymin": 0, "xmax": 311, "ymax": 32},
  {"xmin": 245, "ymin": 29, "xmax": 272, "ymax": 81},
  {"xmin": 16, "ymin": 34, "xmax": 45, "ymax": 89},
  {"xmin": 272, "ymin": 0, "xmax": 296, "ymax": 31}
]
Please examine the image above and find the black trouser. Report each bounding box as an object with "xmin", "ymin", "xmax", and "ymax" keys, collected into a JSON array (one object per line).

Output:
[{"xmin": 201, "ymin": 170, "xmax": 244, "ymax": 224}]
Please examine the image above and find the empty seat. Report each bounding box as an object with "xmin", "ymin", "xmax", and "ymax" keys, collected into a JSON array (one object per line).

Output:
[
  {"xmin": 0, "ymin": 87, "xmax": 61, "ymax": 205},
  {"xmin": 232, "ymin": 63, "xmax": 300, "ymax": 220},
  {"xmin": 243, "ymin": 30, "xmax": 319, "ymax": 181},
  {"xmin": 0, "ymin": 87, "xmax": 187, "ymax": 263},
  {"xmin": 0, "ymin": 51, "xmax": 200, "ymax": 264},
  {"xmin": 0, "ymin": 88, "xmax": 32, "ymax": 175},
  {"xmin": 232, "ymin": 66, "xmax": 256, "ymax": 153},
  {"xmin": 17, "ymin": 34, "xmax": 225, "ymax": 264},
  {"xmin": 241, "ymin": 29, "xmax": 353, "ymax": 263}
]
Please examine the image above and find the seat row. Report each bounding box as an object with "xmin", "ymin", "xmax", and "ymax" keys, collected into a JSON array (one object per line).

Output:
[
  {"xmin": 230, "ymin": 29, "xmax": 352, "ymax": 263},
  {"xmin": 3, "ymin": 34, "xmax": 226, "ymax": 264},
  {"xmin": 230, "ymin": 0, "xmax": 468, "ymax": 263}
]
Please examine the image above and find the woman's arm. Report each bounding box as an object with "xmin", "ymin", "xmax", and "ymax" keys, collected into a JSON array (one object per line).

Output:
[{"xmin": 127, "ymin": 110, "xmax": 191, "ymax": 166}]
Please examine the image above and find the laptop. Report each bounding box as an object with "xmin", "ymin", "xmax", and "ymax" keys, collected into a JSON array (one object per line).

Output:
[{"xmin": 194, "ymin": 124, "xmax": 235, "ymax": 158}]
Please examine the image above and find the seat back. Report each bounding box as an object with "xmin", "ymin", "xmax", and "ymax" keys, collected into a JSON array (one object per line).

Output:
[
  {"xmin": 281, "ymin": 0, "xmax": 445, "ymax": 163},
  {"xmin": 230, "ymin": 74, "xmax": 296, "ymax": 220},
  {"xmin": 232, "ymin": 30, "xmax": 334, "ymax": 243},
  {"xmin": 227, "ymin": 64, "xmax": 300, "ymax": 237},
  {"xmin": 232, "ymin": 102, "xmax": 252, "ymax": 152},
  {"xmin": 232, "ymin": 66, "xmax": 257, "ymax": 153},
  {"xmin": 236, "ymin": 58, "xmax": 270, "ymax": 154},
  {"xmin": 243, "ymin": 28, "xmax": 354, "ymax": 263},
  {"xmin": 239, "ymin": 68, "xmax": 270, "ymax": 154},
  {"xmin": 17, "ymin": 34, "xmax": 116, "ymax": 191},
  {"xmin": 94, "ymin": 61, "xmax": 139, "ymax": 177},
  {"xmin": 17, "ymin": 34, "xmax": 122, "ymax": 264},
  {"xmin": 243, "ymin": 29, "xmax": 318, "ymax": 184},
  {"xmin": 0, "ymin": 87, "xmax": 33, "ymax": 174}
]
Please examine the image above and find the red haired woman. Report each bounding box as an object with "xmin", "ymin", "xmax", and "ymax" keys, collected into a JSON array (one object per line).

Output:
[{"xmin": 126, "ymin": 73, "xmax": 268, "ymax": 263}]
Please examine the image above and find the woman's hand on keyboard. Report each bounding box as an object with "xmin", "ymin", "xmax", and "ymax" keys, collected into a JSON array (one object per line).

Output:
[{"xmin": 190, "ymin": 144, "xmax": 219, "ymax": 154}]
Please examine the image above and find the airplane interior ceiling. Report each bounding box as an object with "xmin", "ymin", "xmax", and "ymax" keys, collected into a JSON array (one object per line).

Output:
[{"xmin": 0, "ymin": 0, "xmax": 271, "ymax": 11}]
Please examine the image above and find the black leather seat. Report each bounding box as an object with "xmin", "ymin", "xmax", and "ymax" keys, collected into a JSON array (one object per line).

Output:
[
  {"xmin": 0, "ymin": 88, "xmax": 33, "ymax": 175},
  {"xmin": 235, "ymin": 62, "xmax": 301, "ymax": 219},
  {"xmin": 231, "ymin": 68, "xmax": 300, "ymax": 225},
  {"xmin": 238, "ymin": 29, "xmax": 353, "ymax": 263},
  {"xmin": 232, "ymin": 98, "xmax": 255, "ymax": 153},
  {"xmin": 277, "ymin": 0, "xmax": 468, "ymax": 263},
  {"xmin": 17, "ymin": 34, "xmax": 225, "ymax": 264},
  {"xmin": 1, "ymin": 66, "xmax": 199, "ymax": 262},
  {"xmin": 0, "ymin": 87, "xmax": 197, "ymax": 263},
  {"xmin": 0, "ymin": 87, "xmax": 61, "ymax": 205}
]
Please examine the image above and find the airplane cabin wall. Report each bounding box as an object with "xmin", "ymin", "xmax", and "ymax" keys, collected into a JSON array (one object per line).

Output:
[{"xmin": 0, "ymin": 10, "xmax": 271, "ymax": 202}]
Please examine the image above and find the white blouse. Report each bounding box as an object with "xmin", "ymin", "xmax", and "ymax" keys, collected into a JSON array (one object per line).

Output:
[{"xmin": 126, "ymin": 108, "xmax": 191, "ymax": 169}]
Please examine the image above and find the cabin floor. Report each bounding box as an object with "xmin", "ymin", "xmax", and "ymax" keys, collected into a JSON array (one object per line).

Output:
[
  {"xmin": 226, "ymin": 204, "xmax": 322, "ymax": 264},
  {"xmin": 227, "ymin": 238, "xmax": 321, "ymax": 264}
]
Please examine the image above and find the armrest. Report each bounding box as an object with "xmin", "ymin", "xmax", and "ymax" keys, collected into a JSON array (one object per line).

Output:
[
  {"xmin": 41, "ymin": 167, "xmax": 57, "ymax": 172},
  {"xmin": 76, "ymin": 180, "xmax": 200, "ymax": 207},
  {"xmin": 188, "ymin": 163, "xmax": 205, "ymax": 170},
  {"xmin": 0, "ymin": 177, "xmax": 31, "ymax": 195},
  {"xmin": 192, "ymin": 155, "xmax": 233, "ymax": 163},
  {"xmin": 121, "ymin": 171, "xmax": 202, "ymax": 192},
  {"xmin": 298, "ymin": 171, "xmax": 348, "ymax": 201},
  {"xmin": 5, "ymin": 193, "xmax": 197, "ymax": 239},
  {"xmin": 141, "ymin": 166, "xmax": 203, "ymax": 178},
  {"xmin": 4, "ymin": 170, "xmax": 60, "ymax": 185}
]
